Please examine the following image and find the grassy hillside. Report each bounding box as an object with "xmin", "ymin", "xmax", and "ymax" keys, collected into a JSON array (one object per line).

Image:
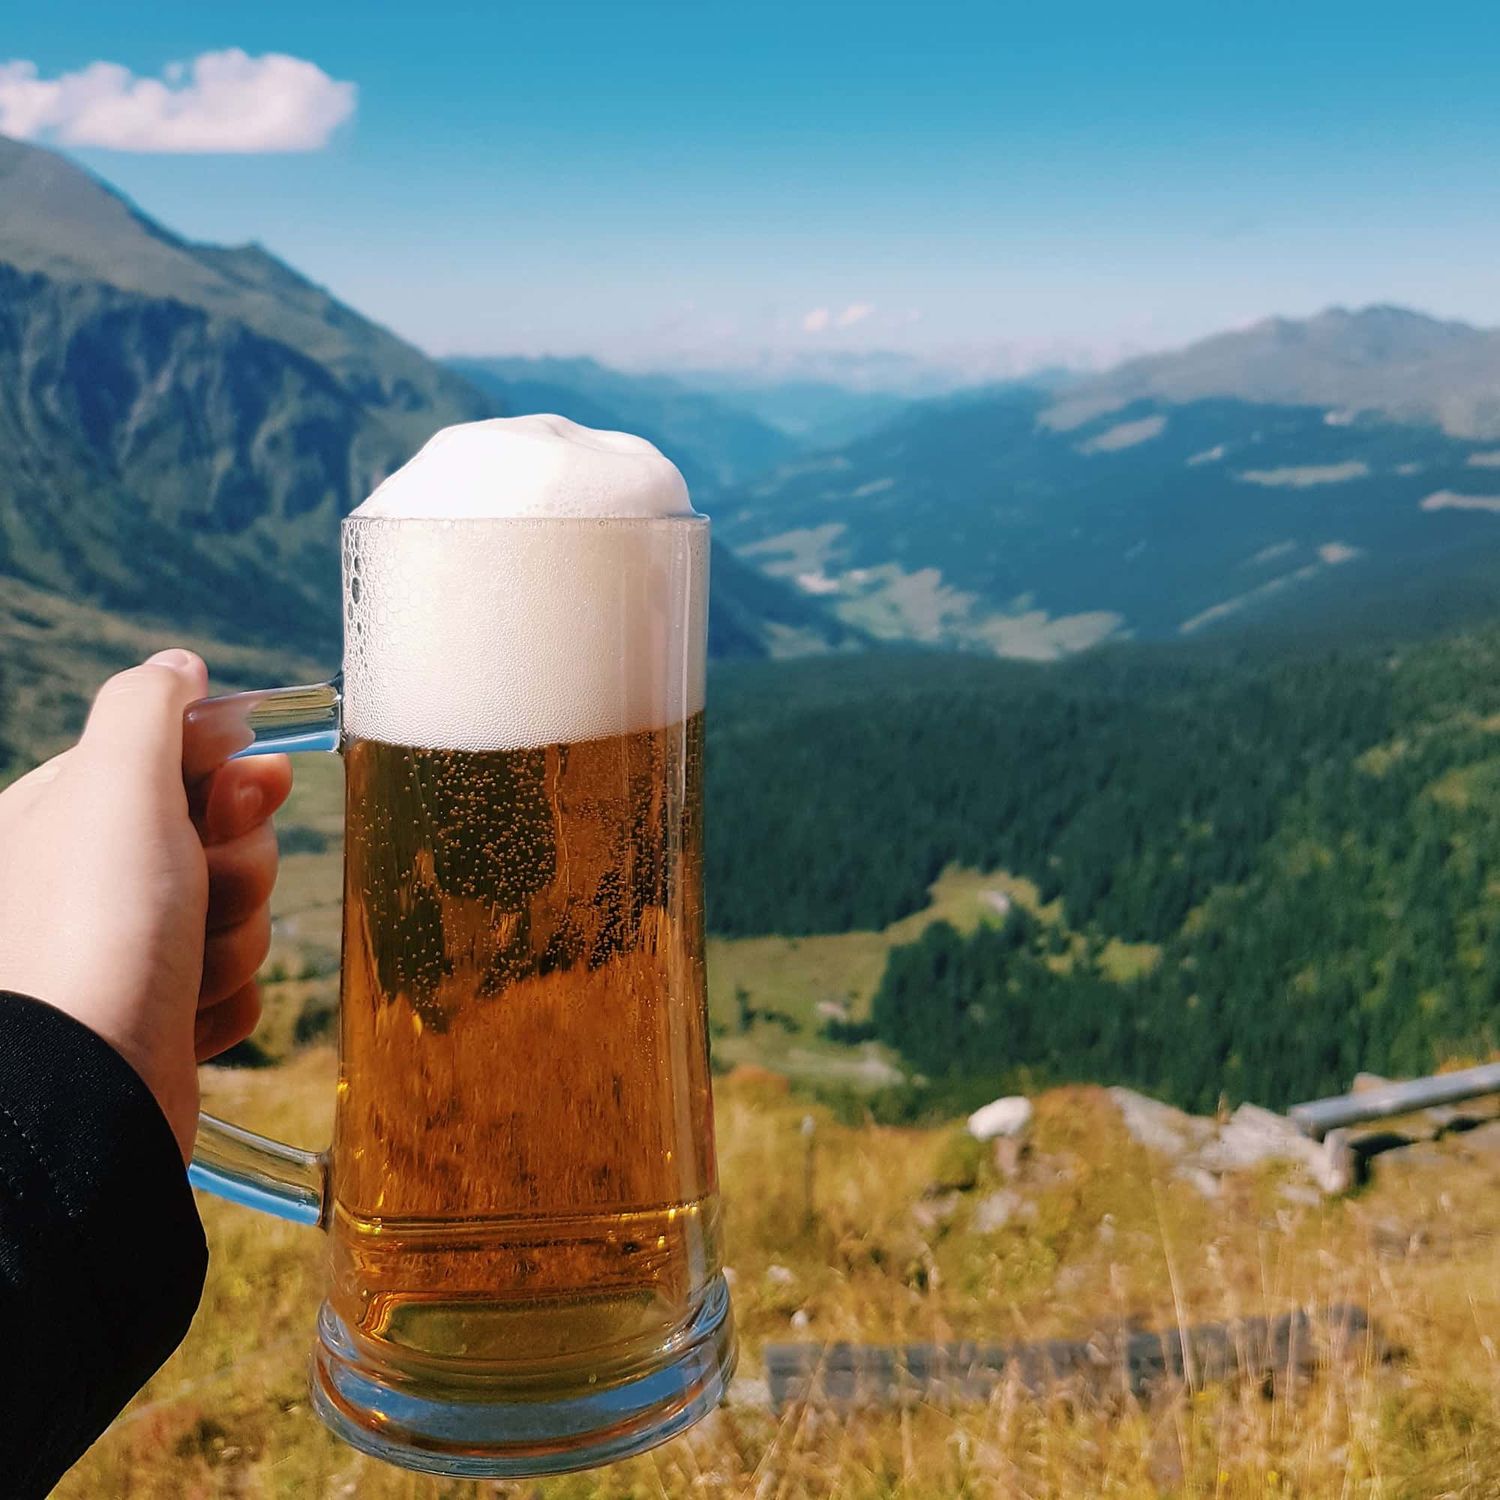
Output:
[
  {"xmin": 0, "ymin": 575, "xmax": 322, "ymax": 780},
  {"xmin": 58, "ymin": 1047, "xmax": 1500, "ymax": 1496}
]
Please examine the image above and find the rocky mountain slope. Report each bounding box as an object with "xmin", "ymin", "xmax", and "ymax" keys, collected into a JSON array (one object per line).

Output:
[{"xmin": 0, "ymin": 135, "xmax": 848, "ymax": 667}]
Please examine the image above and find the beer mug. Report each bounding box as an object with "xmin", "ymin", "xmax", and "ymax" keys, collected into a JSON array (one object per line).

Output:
[{"xmin": 185, "ymin": 420, "xmax": 735, "ymax": 1477}]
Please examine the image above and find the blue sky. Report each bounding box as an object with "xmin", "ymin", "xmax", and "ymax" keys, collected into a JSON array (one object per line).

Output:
[{"xmin": 5, "ymin": 2, "xmax": 1500, "ymax": 373}]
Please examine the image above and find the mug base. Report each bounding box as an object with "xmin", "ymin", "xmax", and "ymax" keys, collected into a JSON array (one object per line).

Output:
[{"xmin": 308, "ymin": 1275, "xmax": 736, "ymax": 1478}]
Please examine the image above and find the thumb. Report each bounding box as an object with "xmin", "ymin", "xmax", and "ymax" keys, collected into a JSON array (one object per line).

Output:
[{"xmin": 79, "ymin": 650, "xmax": 210, "ymax": 790}]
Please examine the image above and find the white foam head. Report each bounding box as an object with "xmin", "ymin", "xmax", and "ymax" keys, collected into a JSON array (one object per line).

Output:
[
  {"xmin": 354, "ymin": 414, "xmax": 694, "ymax": 520},
  {"xmin": 343, "ymin": 416, "xmax": 706, "ymax": 751}
]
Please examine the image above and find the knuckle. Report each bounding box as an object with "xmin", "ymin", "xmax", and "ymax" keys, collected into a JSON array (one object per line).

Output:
[
  {"xmin": 226, "ymin": 820, "xmax": 278, "ymax": 868},
  {"xmin": 221, "ymin": 913, "xmax": 270, "ymax": 966},
  {"xmin": 221, "ymin": 989, "xmax": 263, "ymax": 1050}
]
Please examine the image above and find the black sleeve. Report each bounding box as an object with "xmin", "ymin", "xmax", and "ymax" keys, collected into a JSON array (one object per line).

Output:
[{"xmin": 0, "ymin": 991, "xmax": 208, "ymax": 1498}]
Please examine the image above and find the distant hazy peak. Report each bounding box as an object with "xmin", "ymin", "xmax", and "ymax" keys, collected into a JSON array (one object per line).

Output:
[
  {"xmin": 1236, "ymin": 305, "xmax": 1484, "ymax": 356},
  {"xmin": 1045, "ymin": 303, "xmax": 1500, "ymax": 439},
  {"xmin": 457, "ymin": 353, "xmax": 621, "ymax": 384},
  {"xmin": 1305, "ymin": 303, "xmax": 1482, "ymax": 332}
]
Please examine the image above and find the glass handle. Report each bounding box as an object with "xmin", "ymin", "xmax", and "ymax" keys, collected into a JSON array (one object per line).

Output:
[
  {"xmin": 185, "ymin": 675, "xmax": 343, "ymax": 760},
  {"xmin": 182, "ymin": 678, "xmax": 343, "ymax": 1228},
  {"xmin": 189, "ymin": 1117, "xmax": 326, "ymax": 1226}
]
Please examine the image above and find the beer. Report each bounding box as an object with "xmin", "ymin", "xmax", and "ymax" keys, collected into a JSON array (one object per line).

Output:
[
  {"xmin": 302, "ymin": 417, "xmax": 733, "ymax": 1468},
  {"xmin": 330, "ymin": 714, "xmax": 718, "ymax": 1386}
]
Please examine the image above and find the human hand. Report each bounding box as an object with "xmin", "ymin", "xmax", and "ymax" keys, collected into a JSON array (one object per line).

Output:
[{"xmin": 0, "ymin": 650, "xmax": 291, "ymax": 1160}]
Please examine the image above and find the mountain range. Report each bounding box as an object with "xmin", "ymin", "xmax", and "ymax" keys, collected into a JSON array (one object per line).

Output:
[
  {"xmin": 1047, "ymin": 305, "xmax": 1500, "ymax": 439},
  {"xmin": 8, "ymin": 130, "xmax": 1500, "ymax": 696},
  {"xmin": 640, "ymin": 366, "xmax": 924, "ymax": 449},
  {"xmin": 0, "ymin": 134, "xmax": 850, "ymax": 675},
  {"xmin": 715, "ymin": 314, "xmax": 1500, "ymax": 657}
]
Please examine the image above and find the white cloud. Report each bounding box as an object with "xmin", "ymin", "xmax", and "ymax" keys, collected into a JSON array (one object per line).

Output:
[
  {"xmin": 0, "ymin": 49, "xmax": 356, "ymax": 153},
  {"xmin": 802, "ymin": 302, "xmax": 875, "ymax": 334},
  {"xmin": 1317, "ymin": 541, "xmax": 1361, "ymax": 565}
]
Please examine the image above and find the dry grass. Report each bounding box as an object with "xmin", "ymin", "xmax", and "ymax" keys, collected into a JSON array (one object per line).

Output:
[{"xmin": 57, "ymin": 1057, "xmax": 1500, "ymax": 1498}]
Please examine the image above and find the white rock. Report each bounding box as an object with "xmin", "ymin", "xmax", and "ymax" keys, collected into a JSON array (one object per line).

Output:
[
  {"xmin": 1111, "ymin": 1089, "xmax": 1354, "ymax": 1197},
  {"xmin": 1200, "ymin": 1104, "xmax": 1352, "ymax": 1194},
  {"xmin": 790, "ymin": 1308, "xmax": 810, "ymax": 1330},
  {"xmin": 967, "ymin": 1096, "xmax": 1033, "ymax": 1142},
  {"xmin": 766, "ymin": 1264, "xmax": 795, "ymax": 1286},
  {"xmin": 1206, "ymin": 1103, "xmax": 1306, "ymax": 1167},
  {"xmin": 1109, "ymin": 1087, "xmax": 1215, "ymax": 1157}
]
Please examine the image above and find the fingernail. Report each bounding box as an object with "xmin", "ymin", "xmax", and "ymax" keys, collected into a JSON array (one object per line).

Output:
[
  {"xmin": 236, "ymin": 784, "xmax": 265, "ymax": 825},
  {"xmin": 148, "ymin": 648, "xmax": 197, "ymax": 673}
]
